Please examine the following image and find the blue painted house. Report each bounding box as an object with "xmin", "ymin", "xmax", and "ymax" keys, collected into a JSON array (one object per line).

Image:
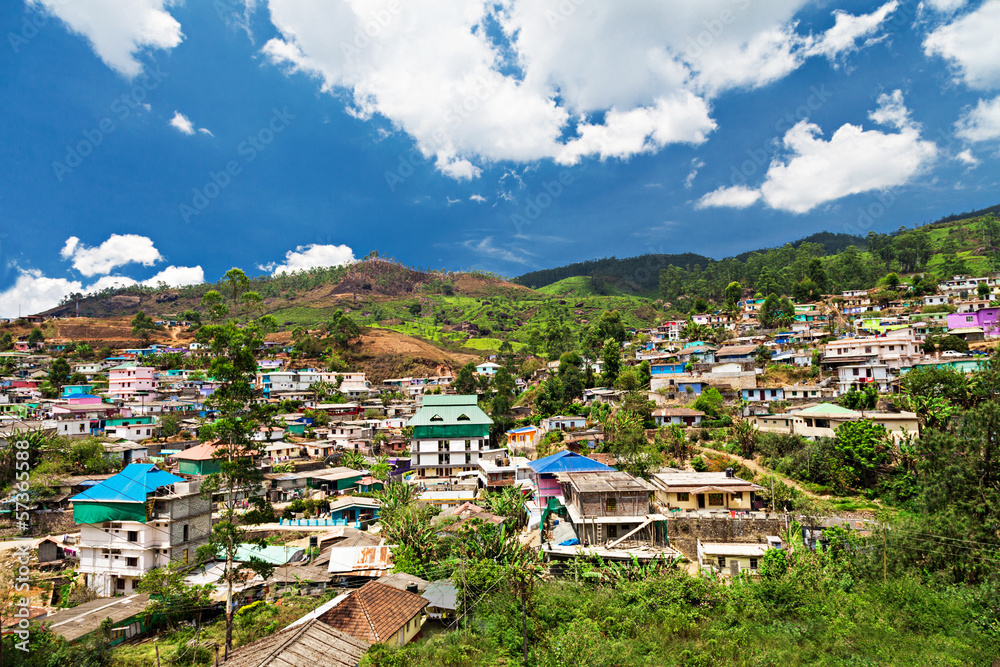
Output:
[
  {"xmin": 650, "ymin": 358, "xmax": 686, "ymax": 375},
  {"xmin": 741, "ymin": 387, "xmax": 785, "ymax": 402},
  {"xmin": 61, "ymin": 384, "xmax": 94, "ymax": 398},
  {"xmin": 327, "ymin": 496, "xmax": 381, "ymax": 526}
]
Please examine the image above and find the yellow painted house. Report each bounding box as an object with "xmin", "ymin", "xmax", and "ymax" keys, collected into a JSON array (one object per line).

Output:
[
  {"xmin": 506, "ymin": 425, "xmax": 539, "ymax": 446},
  {"xmin": 319, "ymin": 580, "xmax": 428, "ymax": 647}
]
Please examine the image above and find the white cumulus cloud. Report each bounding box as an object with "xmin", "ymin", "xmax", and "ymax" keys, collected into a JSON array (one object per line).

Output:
[
  {"xmin": 955, "ymin": 95, "xmax": 1000, "ymax": 142},
  {"xmin": 807, "ymin": 1, "xmax": 898, "ymax": 60},
  {"xmin": 261, "ymin": 244, "xmax": 356, "ymax": 275},
  {"xmin": 260, "ymin": 0, "xmax": 894, "ymax": 179},
  {"xmin": 924, "ymin": 0, "xmax": 1000, "ymax": 90},
  {"xmin": 923, "ymin": 0, "xmax": 967, "ymax": 11},
  {"xmin": 144, "ymin": 265, "xmax": 205, "ymax": 287},
  {"xmin": 0, "ymin": 263, "xmax": 203, "ymax": 319},
  {"xmin": 0, "ymin": 270, "xmax": 85, "ymax": 319},
  {"xmin": 698, "ymin": 92, "xmax": 937, "ymax": 214},
  {"xmin": 60, "ymin": 234, "xmax": 164, "ymax": 277},
  {"xmin": 170, "ymin": 111, "xmax": 195, "ymax": 135},
  {"xmin": 696, "ymin": 185, "xmax": 761, "ymax": 210},
  {"xmin": 26, "ymin": 0, "xmax": 184, "ymax": 78}
]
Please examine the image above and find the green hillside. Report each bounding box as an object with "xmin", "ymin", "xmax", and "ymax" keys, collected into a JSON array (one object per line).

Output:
[{"xmin": 515, "ymin": 209, "xmax": 1000, "ymax": 299}]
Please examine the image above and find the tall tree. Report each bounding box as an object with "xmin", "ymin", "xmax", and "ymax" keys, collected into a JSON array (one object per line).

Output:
[
  {"xmin": 47, "ymin": 357, "xmax": 70, "ymax": 388},
  {"xmin": 131, "ymin": 311, "xmax": 157, "ymax": 344},
  {"xmin": 454, "ymin": 362, "xmax": 478, "ymax": 395},
  {"xmin": 600, "ymin": 338, "xmax": 621, "ymax": 386},
  {"xmin": 201, "ymin": 290, "xmax": 229, "ymax": 323},
  {"xmin": 223, "ymin": 267, "xmax": 250, "ymax": 306},
  {"xmin": 196, "ymin": 321, "xmax": 276, "ymax": 658}
]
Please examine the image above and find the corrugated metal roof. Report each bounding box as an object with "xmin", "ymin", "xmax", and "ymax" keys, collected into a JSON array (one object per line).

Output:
[
  {"xmin": 327, "ymin": 545, "xmax": 393, "ymax": 577},
  {"xmin": 528, "ymin": 450, "xmax": 614, "ymax": 475},
  {"xmin": 233, "ymin": 544, "xmax": 304, "ymax": 565},
  {"xmin": 406, "ymin": 397, "xmax": 492, "ymax": 427},
  {"xmin": 69, "ymin": 464, "xmax": 182, "ymax": 504}
]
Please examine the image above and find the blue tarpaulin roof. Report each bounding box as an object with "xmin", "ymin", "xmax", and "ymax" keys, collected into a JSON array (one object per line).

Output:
[
  {"xmin": 528, "ymin": 450, "xmax": 614, "ymax": 475},
  {"xmin": 70, "ymin": 464, "xmax": 183, "ymax": 504}
]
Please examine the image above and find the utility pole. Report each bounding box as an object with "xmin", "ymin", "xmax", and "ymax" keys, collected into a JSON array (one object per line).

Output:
[{"xmin": 882, "ymin": 520, "xmax": 887, "ymax": 583}]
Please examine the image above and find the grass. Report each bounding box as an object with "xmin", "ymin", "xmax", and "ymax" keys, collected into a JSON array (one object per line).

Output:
[{"xmin": 110, "ymin": 595, "xmax": 331, "ymax": 667}]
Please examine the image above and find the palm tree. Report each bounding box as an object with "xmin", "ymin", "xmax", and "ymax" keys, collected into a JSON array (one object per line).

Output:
[
  {"xmin": 369, "ymin": 454, "xmax": 390, "ymax": 481},
  {"xmin": 339, "ymin": 450, "xmax": 366, "ymax": 470}
]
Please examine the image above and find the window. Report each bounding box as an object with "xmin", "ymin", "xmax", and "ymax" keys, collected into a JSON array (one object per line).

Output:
[
  {"xmin": 708, "ymin": 493, "xmax": 724, "ymax": 507},
  {"xmin": 607, "ymin": 525, "xmax": 618, "ymax": 539},
  {"xmin": 717, "ymin": 556, "xmax": 725, "ymax": 568},
  {"xmin": 182, "ymin": 524, "xmax": 189, "ymax": 541},
  {"xmin": 126, "ymin": 557, "xmax": 138, "ymax": 567},
  {"xmin": 127, "ymin": 531, "xmax": 138, "ymax": 542},
  {"xmin": 605, "ymin": 497, "xmax": 617, "ymax": 513},
  {"xmin": 676, "ymin": 492, "xmax": 689, "ymax": 502},
  {"xmin": 749, "ymin": 558, "xmax": 758, "ymax": 570},
  {"xmin": 116, "ymin": 578, "xmax": 126, "ymax": 590}
]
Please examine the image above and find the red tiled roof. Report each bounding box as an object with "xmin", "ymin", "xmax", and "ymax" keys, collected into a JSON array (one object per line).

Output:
[{"xmin": 318, "ymin": 581, "xmax": 427, "ymax": 643}]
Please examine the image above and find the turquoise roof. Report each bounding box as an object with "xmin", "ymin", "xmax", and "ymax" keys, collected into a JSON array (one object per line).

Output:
[
  {"xmin": 70, "ymin": 464, "xmax": 183, "ymax": 504},
  {"xmin": 407, "ymin": 395, "xmax": 492, "ymax": 427},
  {"xmin": 797, "ymin": 403, "xmax": 860, "ymax": 417},
  {"xmin": 231, "ymin": 544, "xmax": 302, "ymax": 565}
]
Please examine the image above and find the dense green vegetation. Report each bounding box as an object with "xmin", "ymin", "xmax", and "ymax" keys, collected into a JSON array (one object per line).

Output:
[{"xmin": 515, "ymin": 213, "xmax": 1000, "ymax": 307}]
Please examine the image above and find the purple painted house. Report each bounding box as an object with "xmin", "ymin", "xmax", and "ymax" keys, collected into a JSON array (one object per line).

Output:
[{"xmin": 948, "ymin": 308, "xmax": 1000, "ymax": 337}]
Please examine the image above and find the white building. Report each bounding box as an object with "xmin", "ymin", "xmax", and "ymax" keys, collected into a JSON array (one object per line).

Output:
[
  {"xmin": 257, "ymin": 370, "xmax": 372, "ymax": 399},
  {"xmin": 822, "ymin": 329, "xmax": 922, "ymax": 371},
  {"xmin": 71, "ymin": 465, "xmax": 212, "ymax": 597},
  {"xmin": 407, "ymin": 395, "xmax": 492, "ymax": 479}
]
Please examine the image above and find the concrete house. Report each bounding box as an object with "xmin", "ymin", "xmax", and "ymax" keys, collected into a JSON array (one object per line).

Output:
[
  {"xmin": 651, "ymin": 471, "xmax": 762, "ymax": 512},
  {"xmin": 697, "ymin": 538, "xmax": 782, "ymax": 576},
  {"xmin": 71, "ymin": 464, "xmax": 211, "ymax": 596},
  {"xmin": 741, "ymin": 387, "xmax": 785, "ymax": 403},
  {"xmin": 752, "ymin": 403, "xmax": 920, "ymax": 443},
  {"xmin": 107, "ymin": 364, "xmax": 157, "ymax": 399},
  {"xmin": 318, "ymin": 580, "xmax": 428, "ymax": 647},
  {"xmin": 651, "ymin": 406, "xmax": 705, "ymax": 427},
  {"xmin": 407, "ymin": 395, "xmax": 492, "ymax": 479},
  {"xmin": 541, "ymin": 415, "xmax": 587, "ymax": 431}
]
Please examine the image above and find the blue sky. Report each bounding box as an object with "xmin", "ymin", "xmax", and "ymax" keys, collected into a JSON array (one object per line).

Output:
[{"xmin": 2, "ymin": 0, "xmax": 999, "ymax": 316}]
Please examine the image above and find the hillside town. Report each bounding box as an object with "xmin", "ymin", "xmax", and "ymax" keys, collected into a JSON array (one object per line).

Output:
[{"xmin": 2, "ymin": 269, "xmax": 998, "ymax": 665}]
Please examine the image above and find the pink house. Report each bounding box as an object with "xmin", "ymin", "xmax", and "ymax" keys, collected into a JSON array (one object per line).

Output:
[
  {"xmin": 947, "ymin": 308, "xmax": 1000, "ymax": 338},
  {"xmin": 66, "ymin": 394, "xmax": 103, "ymax": 405},
  {"xmin": 107, "ymin": 364, "xmax": 157, "ymax": 399}
]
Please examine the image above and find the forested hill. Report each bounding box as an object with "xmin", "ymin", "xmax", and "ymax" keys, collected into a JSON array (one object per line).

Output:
[
  {"xmin": 513, "ymin": 232, "xmax": 867, "ymax": 294},
  {"xmin": 733, "ymin": 231, "xmax": 867, "ymax": 262},
  {"xmin": 513, "ymin": 253, "xmax": 712, "ymax": 292},
  {"xmin": 514, "ymin": 205, "xmax": 1000, "ymax": 296}
]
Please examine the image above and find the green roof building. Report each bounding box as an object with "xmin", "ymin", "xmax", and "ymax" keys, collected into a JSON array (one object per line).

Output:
[{"xmin": 407, "ymin": 395, "xmax": 492, "ymax": 479}]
